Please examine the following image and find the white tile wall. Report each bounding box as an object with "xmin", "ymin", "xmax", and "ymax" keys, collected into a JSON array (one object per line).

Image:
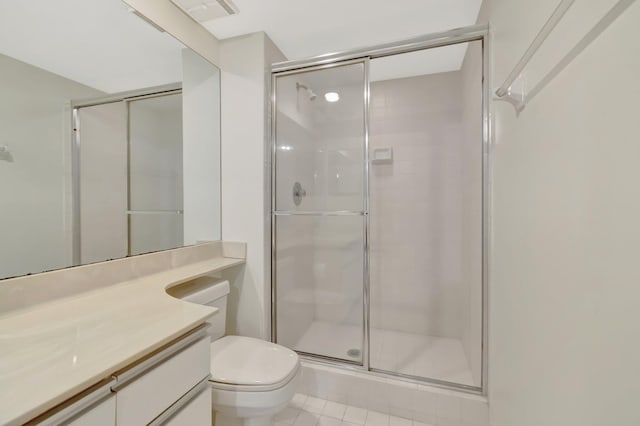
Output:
[
  {"xmin": 368, "ymin": 62, "xmax": 483, "ymax": 387},
  {"xmin": 369, "ymin": 71, "xmax": 471, "ymax": 339}
]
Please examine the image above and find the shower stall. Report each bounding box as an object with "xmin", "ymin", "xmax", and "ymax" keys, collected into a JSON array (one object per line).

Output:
[{"xmin": 270, "ymin": 26, "xmax": 489, "ymax": 392}]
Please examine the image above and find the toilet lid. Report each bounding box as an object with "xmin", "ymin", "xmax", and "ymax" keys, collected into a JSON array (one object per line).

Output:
[{"xmin": 210, "ymin": 336, "xmax": 299, "ymax": 387}]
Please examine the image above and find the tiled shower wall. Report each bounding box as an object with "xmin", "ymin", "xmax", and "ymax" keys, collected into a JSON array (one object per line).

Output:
[
  {"xmin": 296, "ymin": 362, "xmax": 489, "ymax": 426},
  {"xmin": 369, "ymin": 71, "xmax": 467, "ymax": 339},
  {"xmin": 369, "ymin": 45, "xmax": 483, "ymax": 385}
]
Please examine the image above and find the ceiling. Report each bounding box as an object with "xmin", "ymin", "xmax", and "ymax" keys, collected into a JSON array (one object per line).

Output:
[
  {"xmin": 203, "ymin": 0, "xmax": 483, "ymax": 73},
  {"xmin": 369, "ymin": 43, "xmax": 471, "ymax": 82},
  {"xmin": 0, "ymin": 0, "xmax": 483, "ymax": 93},
  {"xmin": 0, "ymin": 0, "xmax": 186, "ymax": 93}
]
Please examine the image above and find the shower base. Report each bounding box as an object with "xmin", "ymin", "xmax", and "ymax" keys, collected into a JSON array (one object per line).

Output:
[{"xmin": 294, "ymin": 320, "xmax": 476, "ymax": 387}]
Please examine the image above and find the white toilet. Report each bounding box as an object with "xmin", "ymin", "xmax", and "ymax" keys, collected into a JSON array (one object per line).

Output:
[{"xmin": 171, "ymin": 277, "xmax": 300, "ymax": 426}]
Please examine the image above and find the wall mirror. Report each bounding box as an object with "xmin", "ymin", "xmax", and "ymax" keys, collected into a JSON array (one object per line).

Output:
[{"xmin": 0, "ymin": 0, "xmax": 221, "ymax": 280}]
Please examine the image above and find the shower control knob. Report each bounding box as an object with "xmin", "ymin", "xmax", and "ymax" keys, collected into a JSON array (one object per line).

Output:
[{"xmin": 293, "ymin": 182, "xmax": 307, "ymax": 206}]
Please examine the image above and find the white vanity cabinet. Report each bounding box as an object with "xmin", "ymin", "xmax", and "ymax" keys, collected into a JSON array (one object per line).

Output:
[
  {"xmin": 0, "ymin": 243, "xmax": 245, "ymax": 425},
  {"xmin": 161, "ymin": 386, "xmax": 212, "ymax": 425},
  {"xmin": 113, "ymin": 329, "xmax": 211, "ymax": 425},
  {"xmin": 28, "ymin": 328, "xmax": 211, "ymax": 426}
]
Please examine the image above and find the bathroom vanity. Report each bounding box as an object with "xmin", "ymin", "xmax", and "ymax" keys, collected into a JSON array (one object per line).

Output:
[
  {"xmin": 0, "ymin": 242, "xmax": 245, "ymax": 426},
  {"xmin": 29, "ymin": 328, "xmax": 211, "ymax": 426}
]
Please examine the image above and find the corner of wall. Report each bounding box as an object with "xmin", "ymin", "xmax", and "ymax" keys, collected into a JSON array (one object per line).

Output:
[{"xmin": 219, "ymin": 31, "xmax": 287, "ymax": 340}]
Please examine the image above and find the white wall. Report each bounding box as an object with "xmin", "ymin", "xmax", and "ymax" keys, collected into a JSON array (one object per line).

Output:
[
  {"xmin": 0, "ymin": 53, "xmax": 102, "ymax": 279},
  {"xmin": 485, "ymin": 1, "xmax": 640, "ymax": 425},
  {"xmin": 182, "ymin": 49, "xmax": 221, "ymax": 244},
  {"xmin": 219, "ymin": 32, "xmax": 286, "ymax": 339}
]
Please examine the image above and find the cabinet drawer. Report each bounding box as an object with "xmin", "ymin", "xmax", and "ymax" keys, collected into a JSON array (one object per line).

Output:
[
  {"xmin": 164, "ymin": 387, "xmax": 211, "ymax": 425},
  {"xmin": 148, "ymin": 379, "xmax": 211, "ymax": 426},
  {"xmin": 115, "ymin": 335, "xmax": 210, "ymax": 426},
  {"xmin": 25, "ymin": 380, "xmax": 115, "ymax": 426}
]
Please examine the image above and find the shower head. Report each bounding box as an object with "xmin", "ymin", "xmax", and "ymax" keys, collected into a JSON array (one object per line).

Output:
[{"xmin": 296, "ymin": 82, "xmax": 317, "ymax": 101}]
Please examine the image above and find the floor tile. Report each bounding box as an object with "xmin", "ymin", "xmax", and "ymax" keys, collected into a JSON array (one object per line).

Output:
[
  {"xmin": 323, "ymin": 401, "xmax": 347, "ymax": 419},
  {"xmin": 295, "ymin": 411, "xmax": 320, "ymax": 426},
  {"xmin": 318, "ymin": 416, "xmax": 343, "ymax": 426},
  {"xmin": 389, "ymin": 416, "xmax": 412, "ymax": 426},
  {"xmin": 276, "ymin": 407, "xmax": 302, "ymax": 425},
  {"xmin": 289, "ymin": 391, "xmax": 449, "ymax": 426},
  {"xmin": 343, "ymin": 407, "xmax": 368, "ymax": 425},
  {"xmin": 435, "ymin": 417, "xmax": 461, "ymax": 426},
  {"xmin": 365, "ymin": 411, "xmax": 389, "ymax": 426},
  {"xmin": 291, "ymin": 393, "xmax": 309, "ymax": 409},
  {"xmin": 304, "ymin": 397, "xmax": 328, "ymax": 414}
]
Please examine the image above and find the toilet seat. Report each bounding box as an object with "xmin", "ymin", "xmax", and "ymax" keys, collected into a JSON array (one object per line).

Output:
[
  {"xmin": 209, "ymin": 368, "xmax": 298, "ymax": 392},
  {"xmin": 209, "ymin": 336, "xmax": 299, "ymax": 392}
]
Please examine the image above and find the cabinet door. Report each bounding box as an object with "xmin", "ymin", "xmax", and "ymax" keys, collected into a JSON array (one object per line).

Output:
[
  {"xmin": 67, "ymin": 395, "xmax": 116, "ymax": 426},
  {"xmin": 163, "ymin": 388, "xmax": 211, "ymax": 426},
  {"xmin": 115, "ymin": 337, "xmax": 210, "ymax": 426}
]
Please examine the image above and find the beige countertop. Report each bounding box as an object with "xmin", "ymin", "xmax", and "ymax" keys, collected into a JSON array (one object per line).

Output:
[{"xmin": 0, "ymin": 255, "xmax": 244, "ymax": 426}]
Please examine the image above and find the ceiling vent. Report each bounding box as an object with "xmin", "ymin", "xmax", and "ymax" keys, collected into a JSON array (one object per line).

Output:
[{"xmin": 170, "ymin": 0, "xmax": 238, "ymax": 22}]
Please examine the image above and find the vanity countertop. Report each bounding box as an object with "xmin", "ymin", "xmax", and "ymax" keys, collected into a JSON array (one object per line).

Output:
[{"xmin": 0, "ymin": 255, "xmax": 244, "ymax": 425}]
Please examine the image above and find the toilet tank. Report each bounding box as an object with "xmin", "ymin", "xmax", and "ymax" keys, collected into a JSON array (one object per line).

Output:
[{"xmin": 169, "ymin": 277, "xmax": 230, "ymax": 341}]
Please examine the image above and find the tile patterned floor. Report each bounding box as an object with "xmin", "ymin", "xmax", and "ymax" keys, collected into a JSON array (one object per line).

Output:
[{"xmin": 273, "ymin": 393, "xmax": 434, "ymax": 426}]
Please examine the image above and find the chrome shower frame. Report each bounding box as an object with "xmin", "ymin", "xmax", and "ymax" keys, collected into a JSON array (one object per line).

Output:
[{"xmin": 268, "ymin": 23, "xmax": 491, "ymax": 395}]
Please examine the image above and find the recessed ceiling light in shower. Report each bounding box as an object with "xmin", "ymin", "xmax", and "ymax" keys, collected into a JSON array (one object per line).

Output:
[{"xmin": 324, "ymin": 92, "xmax": 340, "ymax": 102}]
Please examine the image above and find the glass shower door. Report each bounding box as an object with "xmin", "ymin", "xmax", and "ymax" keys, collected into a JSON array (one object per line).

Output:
[
  {"xmin": 273, "ymin": 61, "xmax": 367, "ymax": 363},
  {"xmin": 368, "ymin": 42, "xmax": 484, "ymax": 388},
  {"xmin": 128, "ymin": 93, "xmax": 184, "ymax": 255}
]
